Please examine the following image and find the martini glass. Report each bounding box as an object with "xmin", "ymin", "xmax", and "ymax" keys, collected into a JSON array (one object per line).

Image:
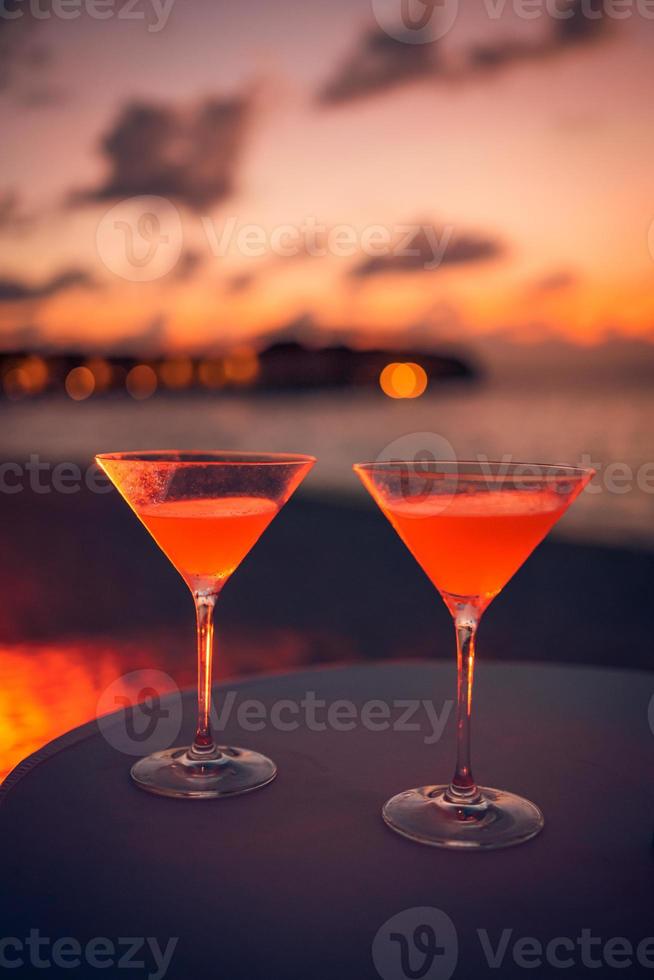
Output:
[
  {"xmin": 354, "ymin": 460, "xmax": 594, "ymax": 849},
  {"xmin": 96, "ymin": 450, "xmax": 315, "ymax": 799}
]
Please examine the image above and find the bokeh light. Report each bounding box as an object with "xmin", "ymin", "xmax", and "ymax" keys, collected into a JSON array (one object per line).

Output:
[
  {"xmin": 379, "ymin": 362, "xmax": 428, "ymax": 399},
  {"xmin": 2, "ymin": 356, "xmax": 49, "ymax": 399},
  {"xmin": 3, "ymin": 367, "xmax": 30, "ymax": 400},
  {"xmin": 65, "ymin": 366, "xmax": 95, "ymax": 401},
  {"xmin": 126, "ymin": 364, "xmax": 157, "ymax": 400},
  {"xmin": 224, "ymin": 349, "xmax": 260, "ymax": 386},
  {"xmin": 22, "ymin": 355, "xmax": 49, "ymax": 394}
]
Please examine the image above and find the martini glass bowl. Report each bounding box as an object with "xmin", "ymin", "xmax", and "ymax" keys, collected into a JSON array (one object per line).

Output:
[
  {"xmin": 354, "ymin": 460, "xmax": 594, "ymax": 849},
  {"xmin": 96, "ymin": 450, "xmax": 315, "ymax": 799}
]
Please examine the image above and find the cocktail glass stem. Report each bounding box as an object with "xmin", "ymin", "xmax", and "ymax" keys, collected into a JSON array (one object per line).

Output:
[
  {"xmin": 446, "ymin": 602, "xmax": 482, "ymax": 805},
  {"xmin": 190, "ymin": 593, "xmax": 220, "ymax": 760}
]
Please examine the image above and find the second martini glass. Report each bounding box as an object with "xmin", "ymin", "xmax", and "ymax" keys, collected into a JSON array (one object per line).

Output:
[
  {"xmin": 97, "ymin": 451, "xmax": 315, "ymax": 799},
  {"xmin": 354, "ymin": 460, "xmax": 594, "ymax": 849}
]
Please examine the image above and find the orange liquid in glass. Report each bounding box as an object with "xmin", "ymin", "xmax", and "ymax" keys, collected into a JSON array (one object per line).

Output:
[
  {"xmin": 383, "ymin": 489, "xmax": 568, "ymax": 604},
  {"xmin": 137, "ymin": 496, "xmax": 278, "ymax": 588}
]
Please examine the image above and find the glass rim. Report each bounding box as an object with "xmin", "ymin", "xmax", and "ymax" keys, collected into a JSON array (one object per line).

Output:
[
  {"xmin": 353, "ymin": 459, "xmax": 596, "ymax": 479},
  {"xmin": 96, "ymin": 450, "xmax": 317, "ymax": 467}
]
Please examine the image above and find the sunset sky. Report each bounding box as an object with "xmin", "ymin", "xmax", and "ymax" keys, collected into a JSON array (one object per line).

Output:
[{"xmin": 1, "ymin": 0, "xmax": 654, "ymax": 363}]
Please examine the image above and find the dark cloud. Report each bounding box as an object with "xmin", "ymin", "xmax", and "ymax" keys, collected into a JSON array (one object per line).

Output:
[
  {"xmin": 468, "ymin": 38, "xmax": 549, "ymax": 72},
  {"xmin": 318, "ymin": 27, "xmax": 440, "ymax": 105},
  {"xmin": 351, "ymin": 225, "xmax": 504, "ymax": 278},
  {"xmin": 320, "ymin": 0, "xmax": 611, "ymax": 105},
  {"xmin": 555, "ymin": 0, "xmax": 608, "ymax": 46},
  {"xmin": 72, "ymin": 94, "xmax": 253, "ymax": 212},
  {"xmin": 469, "ymin": 0, "xmax": 610, "ymax": 76},
  {"xmin": 226, "ymin": 271, "xmax": 257, "ymax": 295},
  {"xmin": 0, "ymin": 268, "xmax": 94, "ymax": 302},
  {"xmin": 173, "ymin": 250, "xmax": 203, "ymax": 282}
]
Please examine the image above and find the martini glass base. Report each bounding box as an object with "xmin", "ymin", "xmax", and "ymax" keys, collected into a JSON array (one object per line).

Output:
[
  {"xmin": 130, "ymin": 746, "xmax": 277, "ymax": 799},
  {"xmin": 382, "ymin": 785, "xmax": 544, "ymax": 850}
]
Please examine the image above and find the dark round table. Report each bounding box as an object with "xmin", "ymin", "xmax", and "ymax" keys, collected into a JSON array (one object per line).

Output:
[{"xmin": 2, "ymin": 661, "xmax": 653, "ymax": 979}]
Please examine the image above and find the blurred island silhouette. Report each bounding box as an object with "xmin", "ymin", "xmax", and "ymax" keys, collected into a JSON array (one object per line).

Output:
[{"xmin": 0, "ymin": 340, "xmax": 477, "ymax": 400}]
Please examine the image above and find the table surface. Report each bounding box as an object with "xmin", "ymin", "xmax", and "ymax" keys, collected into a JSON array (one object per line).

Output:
[{"xmin": 2, "ymin": 660, "xmax": 654, "ymax": 980}]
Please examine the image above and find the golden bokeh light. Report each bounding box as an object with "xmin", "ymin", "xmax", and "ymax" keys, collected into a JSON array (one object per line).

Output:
[
  {"xmin": 22, "ymin": 355, "xmax": 49, "ymax": 393},
  {"xmin": 379, "ymin": 362, "xmax": 428, "ymax": 399},
  {"xmin": 405, "ymin": 363, "xmax": 428, "ymax": 397},
  {"xmin": 65, "ymin": 365, "xmax": 95, "ymax": 401},
  {"xmin": 159, "ymin": 357, "xmax": 194, "ymax": 389},
  {"xmin": 126, "ymin": 364, "xmax": 157, "ymax": 400},
  {"xmin": 223, "ymin": 349, "xmax": 260, "ymax": 386},
  {"xmin": 2, "ymin": 356, "xmax": 49, "ymax": 399},
  {"xmin": 3, "ymin": 367, "xmax": 30, "ymax": 400}
]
